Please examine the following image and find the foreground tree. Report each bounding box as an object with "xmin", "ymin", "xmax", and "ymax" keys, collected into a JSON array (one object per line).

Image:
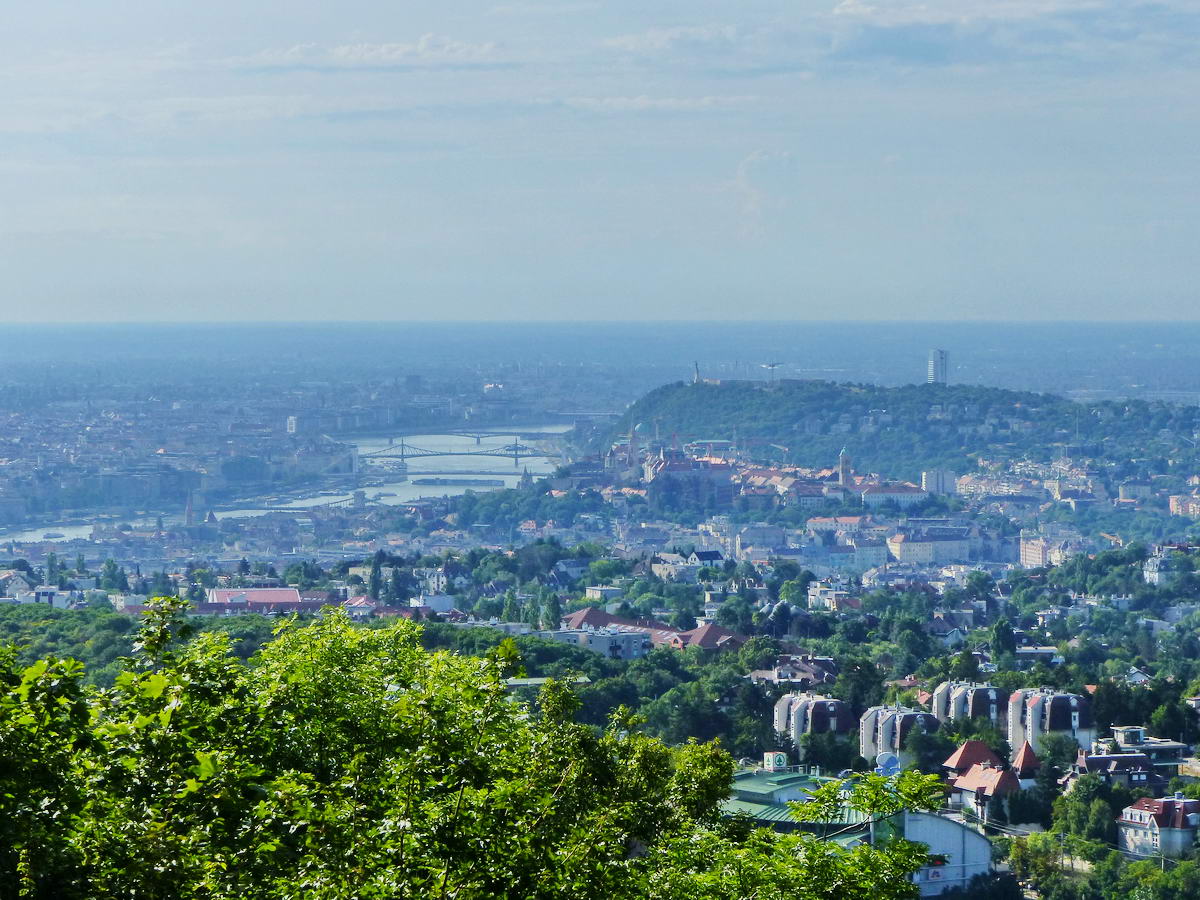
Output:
[{"xmin": 2, "ymin": 599, "xmax": 942, "ymax": 899}]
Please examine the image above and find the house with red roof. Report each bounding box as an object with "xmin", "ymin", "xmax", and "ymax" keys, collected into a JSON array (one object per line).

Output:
[
  {"xmin": 950, "ymin": 763, "xmax": 1021, "ymax": 823},
  {"xmin": 1119, "ymin": 794, "xmax": 1200, "ymax": 858},
  {"xmin": 200, "ymin": 587, "xmax": 324, "ymax": 616},
  {"xmin": 341, "ymin": 596, "xmax": 377, "ymax": 621},
  {"xmin": 942, "ymin": 741, "xmax": 1002, "ymax": 778},
  {"xmin": 1011, "ymin": 741, "xmax": 1041, "ymax": 788},
  {"xmin": 558, "ymin": 607, "xmax": 746, "ymax": 654},
  {"xmin": 560, "ymin": 607, "xmax": 672, "ymax": 633},
  {"xmin": 668, "ymin": 623, "xmax": 746, "ymax": 653}
]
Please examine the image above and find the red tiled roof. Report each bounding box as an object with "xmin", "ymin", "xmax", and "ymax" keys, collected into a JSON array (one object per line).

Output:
[
  {"xmin": 944, "ymin": 740, "xmax": 1003, "ymax": 773},
  {"xmin": 1011, "ymin": 741, "xmax": 1041, "ymax": 775},
  {"xmin": 560, "ymin": 607, "xmax": 672, "ymax": 632},
  {"xmin": 671, "ymin": 622, "xmax": 746, "ymax": 651},
  {"xmin": 952, "ymin": 764, "xmax": 1020, "ymax": 799},
  {"xmin": 1123, "ymin": 796, "xmax": 1200, "ymax": 829}
]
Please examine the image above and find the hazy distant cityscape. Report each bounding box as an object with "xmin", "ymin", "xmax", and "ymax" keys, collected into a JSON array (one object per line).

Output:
[
  {"xmin": 10, "ymin": 321, "xmax": 1200, "ymax": 896},
  {"xmin": 8, "ymin": 322, "xmax": 1200, "ymax": 548},
  {"xmin": 6, "ymin": 0, "xmax": 1200, "ymax": 893}
]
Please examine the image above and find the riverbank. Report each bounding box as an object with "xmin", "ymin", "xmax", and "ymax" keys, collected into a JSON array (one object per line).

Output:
[{"xmin": 0, "ymin": 427, "xmax": 569, "ymax": 545}]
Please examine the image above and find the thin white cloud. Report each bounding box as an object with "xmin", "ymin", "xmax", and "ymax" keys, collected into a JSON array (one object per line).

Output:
[
  {"xmin": 831, "ymin": 0, "xmax": 1106, "ymax": 26},
  {"xmin": 489, "ymin": 2, "xmax": 598, "ymax": 14},
  {"xmin": 732, "ymin": 150, "xmax": 796, "ymax": 236},
  {"xmin": 246, "ymin": 35, "xmax": 500, "ymax": 69},
  {"xmin": 602, "ymin": 24, "xmax": 738, "ymax": 54},
  {"xmin": 823, "ymin": 0, "xmax": 1200, "ymax": 69},
  {"xmin": 565, "ymin": 95, "xmax": 752, "ymax": 112}
]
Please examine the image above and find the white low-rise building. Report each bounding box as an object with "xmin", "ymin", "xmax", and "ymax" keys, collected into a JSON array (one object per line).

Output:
[
  {"xmin": 542, "ymin": 626, "xmax": 651, "ymax": 660},
  {"xmin": 905, "ymin": 812, "xmax": 993, "ymax": 895}
]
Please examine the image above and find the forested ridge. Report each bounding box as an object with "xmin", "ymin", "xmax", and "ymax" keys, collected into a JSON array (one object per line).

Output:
[{"xmin": 613, "ymin": 380, "xmax": 1200, "ymax": 479}]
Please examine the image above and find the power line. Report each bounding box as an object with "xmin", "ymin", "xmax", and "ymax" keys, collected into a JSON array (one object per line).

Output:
[{"xmin": 970, "ymin": 816, "xmax": 1181, "ymax": 870}]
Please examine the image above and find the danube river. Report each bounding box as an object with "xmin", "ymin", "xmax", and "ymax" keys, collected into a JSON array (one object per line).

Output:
[{"xmin": 0, "ymin": 426, "xmax": 569, "ymax": 544}]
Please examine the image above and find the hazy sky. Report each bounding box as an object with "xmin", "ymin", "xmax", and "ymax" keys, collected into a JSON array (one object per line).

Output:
[{"xmin": 1, "ymin": 1, "xmax": 1197, "ymax": 322}]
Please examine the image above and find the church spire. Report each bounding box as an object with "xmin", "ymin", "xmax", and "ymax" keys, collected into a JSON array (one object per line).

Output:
[{"xmin": 837, "ymin": 448, "xmax": 852, "ymax": 487}]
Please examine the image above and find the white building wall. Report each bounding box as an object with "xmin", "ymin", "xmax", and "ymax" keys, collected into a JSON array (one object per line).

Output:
[{"xmin": 904, "ymin": 812, "xmax": 991, "ymax": 896}]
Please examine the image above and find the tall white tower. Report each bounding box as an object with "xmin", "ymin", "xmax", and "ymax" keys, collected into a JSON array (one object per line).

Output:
[{"xmin": 927, "ymin": 349, "xmax": 949, "ymax": 385}]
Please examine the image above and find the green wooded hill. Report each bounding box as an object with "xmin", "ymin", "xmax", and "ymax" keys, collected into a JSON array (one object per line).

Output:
[{"xmin": 613, "ymin": 380, "xmax": 1200, "ymax": 481}]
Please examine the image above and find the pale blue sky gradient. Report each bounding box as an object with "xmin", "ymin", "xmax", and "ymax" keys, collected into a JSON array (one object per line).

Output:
[{"xmin": 0, "ymin": 1, "xmax": 1197, "ymax": 321}]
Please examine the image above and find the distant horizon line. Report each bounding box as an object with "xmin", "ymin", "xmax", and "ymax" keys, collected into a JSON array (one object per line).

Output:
[{"xmin": 6, "ymin": 319, "xmax": 1200, "ymax": 327}]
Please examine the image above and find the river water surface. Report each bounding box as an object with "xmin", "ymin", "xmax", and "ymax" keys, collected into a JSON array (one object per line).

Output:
[{"xmin": 1, "ymin": 426, "xmax": 569, "ymax": 544}]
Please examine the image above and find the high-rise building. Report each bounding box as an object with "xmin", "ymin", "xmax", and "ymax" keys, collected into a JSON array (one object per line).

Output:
[
  {"xmin": 774, "ymin": 693, "xmax": 856, "ymax": 754},
  {"xmin": 860, "ymin": 705, "xmax": 940, "ymax": 765},
  {"xmin": 1007, "ymin": 688, "xmax": 1094, "ymax": 751},
  {"xmin": 921, "ymin": 469, "xmax": 957, "ymax": 495},
  {"xmin": 927, "ymin": 349, "xmax": 949, "ymax": 384},
  {"xmin": 931, "ymin": 682, "xmax": 1004, "ymax": 725}
]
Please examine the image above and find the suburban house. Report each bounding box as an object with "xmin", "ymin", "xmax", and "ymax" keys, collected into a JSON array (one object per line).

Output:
[
  {"xmin": 748, "ymin": 654, "xmax": 839, "ymax": 689},
  {"xmin": 931, "ymin": 682, "xmax": 1005, "ymax": 726},
  {"xmin": 1011, "ymin": 741, "xmax": 1042, "ymax": 788},
  {"xmin": 200, "ymin": 587, "xmax": 320, "ymax": 616},
  {"xmin": 1103, "ymin": 726, "xmax": 1191, "ymax": 777},
  {"xmin": 668, "ymin": 622, "xmax": 746, "ymax": 653},
  {"xmin": 942, "ymin": 741, "xmax": 1002, "ymax": 778},
  {"xmin": 949, "ymin": 763, "xmax": 1020, "ymax": 823},
  {"xmin": 860, "ymin": 705, "xmax": 941, "ymax": 766},
  {"xmin": 584, "ymin": 585, "xmax": 623, "ymax": 601},
  {"xmin": 545, "ymin": 627, "xmax": 651, "ymax": 660},
  {"xmin": 556, "ymin": 607, "xmax": 744, "ymax": 654},
  {"xmin": 1061, "ymin": 748, "xmax": 1164, "ymax": 794},
  {"xmin": 926, "ymin": 620, "xmax": 967, "ymax": 648},
  {"xmin": 559, "ymin": 607, "xmax": 672, "ymax": 633},
  {"xmin": 722, "ymin": 762, "xmax": 991, "ymax": 896},
  {"xmin": 773, "ymin": 692, "xmax": 856, "ymax": 752},
  {"xmin": 1118, "ymin": 795, "xmax": 1200, "ymax": 858},
  {"xmin": 1007, "ymin": 688, "xmax": 1094, "ymax": 750}
]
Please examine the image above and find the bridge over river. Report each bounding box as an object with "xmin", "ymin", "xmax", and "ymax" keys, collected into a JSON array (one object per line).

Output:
[
  {"xmin": 360, "ymin": 438, "xmax": 555, "ymax": 467},
  {"xmin": 371, "ymin": 429, "xmax": 565, "ymax": 443}
]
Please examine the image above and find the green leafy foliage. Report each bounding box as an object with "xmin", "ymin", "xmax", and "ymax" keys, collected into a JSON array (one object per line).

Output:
[{"xmin": 0, "ymin": 599, "xmax": 943, "ymax": 900}]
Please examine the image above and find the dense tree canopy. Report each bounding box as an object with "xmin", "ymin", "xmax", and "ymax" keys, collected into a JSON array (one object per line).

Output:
[
  {"xmin": 613, "ymin": 380, "xmax": 1200, "ymax": 482},
  {"xmin": 0, "ymin": 598, "xmax": 945, "ymax": 900}
]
